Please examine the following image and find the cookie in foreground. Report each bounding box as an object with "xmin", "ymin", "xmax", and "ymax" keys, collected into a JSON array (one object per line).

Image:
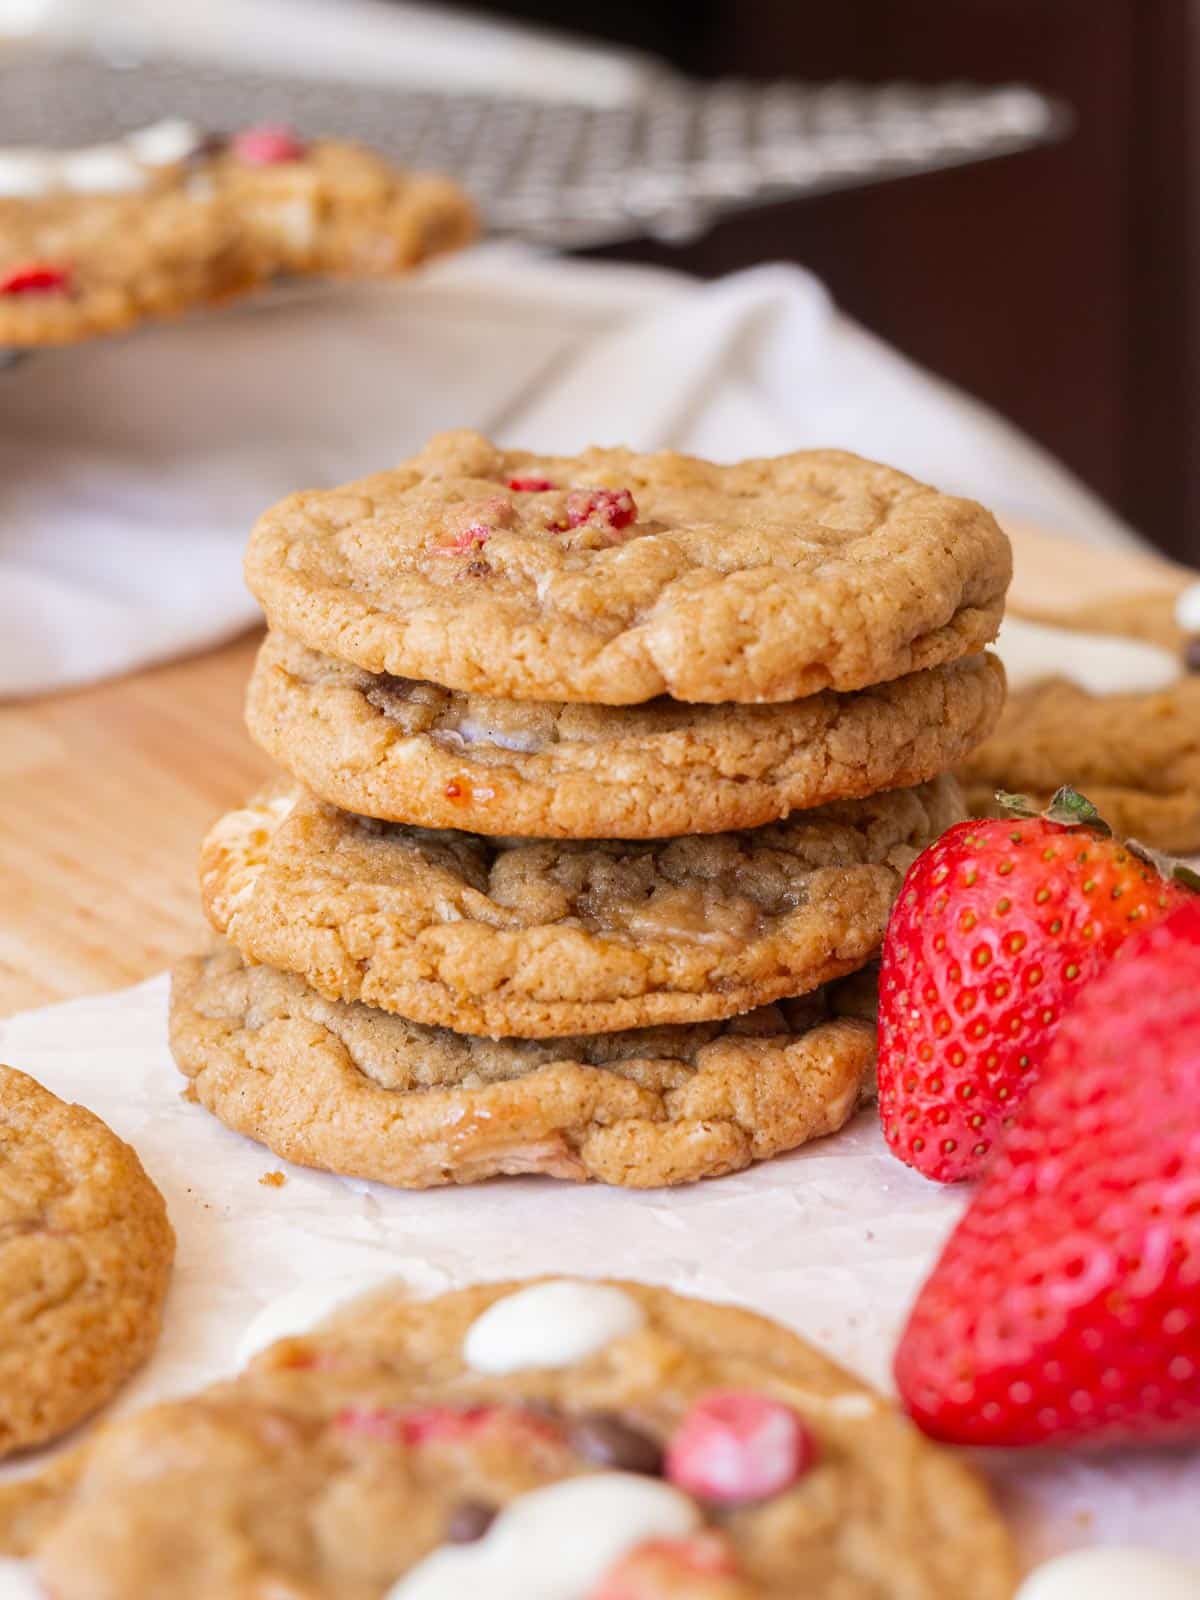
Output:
[
  {"xmin": 243, "ymin": 429, "xmax": 1011, "ymax": 705},
  {"xmin": 4, "ymin": 1277, "xmax": 1018, "ymax": 1598},
  {"xmin": 247, "ymin": 631, "xmax": 1004, "ymax": 837},
  {"xmin": 170, "ymin": 941, "xmax": 877, "ymax": 1188},
  {"xmin": 198, "ymin": 777, "xmax": 962, "ymax": 1037},
  {"xmin": 0, "ymin": 1064, "xmax": 174, "ymax": 1456}
]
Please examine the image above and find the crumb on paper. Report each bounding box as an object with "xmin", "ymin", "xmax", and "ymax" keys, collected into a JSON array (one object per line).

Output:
[
  {"xmin": 1073, "ymin": 1510, "xmax": 1094, "ymax": 1528},
  {"xmin": 259, "ymin": 1170, "xmax": 287, "ymax": 1189}
]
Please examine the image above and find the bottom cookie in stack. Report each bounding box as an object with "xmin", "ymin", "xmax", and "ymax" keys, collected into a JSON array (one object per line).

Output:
[
  {"xmin": 170, "ymin": 777, "xmax": 963, "ymax": 1188},
  {"xmin": 171, "ymin": 942, "xmax": 877, "ymax": 1189}
]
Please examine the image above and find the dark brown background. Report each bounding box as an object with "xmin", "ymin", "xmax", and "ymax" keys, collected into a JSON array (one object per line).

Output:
[{"xmin": 467, "ymin": 0, "xmax": 1198, "ymax": 566}]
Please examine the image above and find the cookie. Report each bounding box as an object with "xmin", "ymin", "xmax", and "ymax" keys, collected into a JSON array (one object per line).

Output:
[
  {"xmin": 199, "ymin": 778, "xmax": 961, "ymax": 1037},
  {"xmin": 170, "ymin": 940, "xmax": 877, "ymax": 1189},
  {"xmin": 13, "ymin": 1277, "xmax": 1017, "ymax": 1597},
  {"xmin": 0, "ymin": 121, "xmax": 475, "ymax": 346},
  {"xmin": 0, "ymin": 1064, "xmax": 174, "ymax": 1457},
  {"xmin": 960, "ymin": 610, "xmax": 1200, "ymax": 852},
  {"xmin": 246, "ymin": 631, "xmax": 1004, "ymax": 838},
  {"xmin": 242, "ymin": 430, "xmax": 1010, "ymax": 705}
]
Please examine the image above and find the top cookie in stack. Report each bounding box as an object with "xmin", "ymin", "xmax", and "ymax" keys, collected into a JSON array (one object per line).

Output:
[{"xmin": 172, "ymin": 431, "xmax": 1008, "ymax": 1189}]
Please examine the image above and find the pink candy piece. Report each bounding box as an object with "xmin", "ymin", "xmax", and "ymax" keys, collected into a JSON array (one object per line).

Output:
[
  {"xmin": 507, "ymin": 476, "xmax": 558, "ymax": 492},
  {"xmin": 0, "ymin": 260, "xmax": 71, "ymax": 296},
  {"xmin": 231, "ymin": 123, "xmax": 306, "ymax": 166},
  {"xmin": 565, "ymin": 488, "xmax": 638, "ymax": 533},
  {"xmin": 589, "ymin": 1535, "xmax": 736, "ymax": 1600},
  {"xmin": 665, "ymin": 1391, "xmax": 815, "ymax": 1505}
]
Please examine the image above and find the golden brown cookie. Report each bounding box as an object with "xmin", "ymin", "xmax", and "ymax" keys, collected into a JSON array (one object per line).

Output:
[
  {"xmin": 0, "ymin": 1064, "xmax": 174, "ymax": 1457},
  {"xmin": 960, "ymin": 674, "xmax": 1200, "ymax": 852},
  {"xmin": 11, "ymin": 1278, "xmax": 1018, "ymax": 1598},
  {"xmin": 170, "ymin": 940, "xmax": 877, "ymax": 1190},
  {"xmin": 199, "ymin": 778, "xmax": 962, "ymax": 1037},
  {"xmin": 0, "ymin": 123, "xmax": 474, "ymax": 346},
  {"xmin": 246, "ymin": 632, "xmax": 1004, "ymax": 838},
  {"xmin": 960, "ymin": 605, "xmax": 1200, "ymax": 852},
  {"xmin": 243, "ymin": 431, "xmax": 1011, "ymax": 705}
]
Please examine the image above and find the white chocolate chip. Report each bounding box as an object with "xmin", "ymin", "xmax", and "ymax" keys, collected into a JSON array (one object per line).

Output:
[
  {"xmin": 236, "ymin": 1269, "xmax": 408, "ymax": 1365},
  {"xmin": 60, "ymin": 144, "xmax": 147, "ymax": 194},
  {"xmin": 996, "ymin": 616, "xmax": 1180, "ymax": 695},
  {"xmin": 0, "ymin": 150, "xmax": 59, "ymax": 197},
  {"xmin": 462, "ymin": 1280, "xmax": 644, "ymax": 1375},
  {"xmin": 385, "ymin": 1473, "xmax": 701, "ymax": 1600},
  {"xmin": 450, "ymin": 714, "xmax": 545, "ymax": 754},
  {"xmin": 0, "ymin": 1559, "xmax": 42, "ymax": 1599},
  {"xmin": 1176, "ymin": 582, "xmax": 1200, "ymax": 636},
  {"xmin": 1016, "ymin": 1547, "xmax": 1200, "ymax": 1600},
  {"xmin": 125, "ymin": 118, "xmax": 205, "ymax": 166},
  {"xmin": 250, "ymin": 195, "xmax": 318, "ymax": 253}
]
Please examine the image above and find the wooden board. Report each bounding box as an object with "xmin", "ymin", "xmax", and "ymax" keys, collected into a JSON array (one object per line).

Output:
[
  {"xmin": 0, "ymin": 524, "xmax": 1193, "ymax": 1018},
  {"xmin": 0, "ymin": 631, "xmax": 271, "ymax": 1015}
]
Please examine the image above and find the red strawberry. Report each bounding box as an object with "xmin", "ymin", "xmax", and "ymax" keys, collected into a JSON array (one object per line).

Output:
[
  {"xmin": 877, "ymin": 790, "xmax": 1195, "ymax": 1182},
  {"xmin": 894, "ymin": 897, "xmax": 1200, "ymax": 1447}
]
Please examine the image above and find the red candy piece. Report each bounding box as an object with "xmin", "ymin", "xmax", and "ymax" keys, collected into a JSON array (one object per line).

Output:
[
  {"xmin": 590, "ymin": 1535, "xmax": 736, "ymax": 1600},
  {"xmin": 665, "ymin": 1391, "xmax": 815, "ymax": 1504},
  {"xmin": 336, "ymin": 1404, "xmax": 492, "ymax": 1444},
  {"xmin": 507, "ymin": 476, "xmax": 557, "ymax": 492},
  {"xmin": 231, "ymin": 123, "xmax": 306, "ymax": 166},
  {"xmin": 0, "ymin": 261, "xmax": 71, "ymax": 296},
  {"xmin": 336, "ymin": 1402, "xmax": 560, "ymax": 1449},
  {"xmin": 565, "ymin": 487, "xmax": 638, "ymax": 532}
]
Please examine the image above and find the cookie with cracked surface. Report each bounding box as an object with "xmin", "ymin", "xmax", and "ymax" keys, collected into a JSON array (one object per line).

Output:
[
  {"xmin": 0, "ymin": 1064, "xmax": 174, "ymax": 1458},
  {"xmin": 170, "ymin": 940, "xmax": 877, "ymax": 1189},
  {"xmin": 199, "ymin": 777, "xmax": 962, "ymax": 1037},
  {"xmin": 960, "ymin": 606, "xmax": 1200, "ymax": 853},
  {"xmin": 8, "ymin": 1277, "xmax": 1017, "ymax": 1598},
  {"xmin": 0, "ymin": 121, "xmax": 474, "ymax": 346},
  {"xmin": 247, "ymin": 631, "xmax": 1004, "ymax": 838},
  {"xmin": 243, "ymin": 430, "xmax": 1010, "ymax": 705}
]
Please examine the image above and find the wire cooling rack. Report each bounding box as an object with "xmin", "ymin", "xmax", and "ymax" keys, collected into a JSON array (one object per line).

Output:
[{"xmin": 0, "ymin": 47, "xmax": 1067, "ymax": 249}]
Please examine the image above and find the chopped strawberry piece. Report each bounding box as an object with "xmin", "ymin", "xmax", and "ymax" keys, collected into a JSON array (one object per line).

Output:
[
  {"xmin": 231, "ymin": 123, "xmax": 306, "ymax": 166},
  {"xmin": 665, "ymin": 1391, "xmax": 815, "ymax": 1505},
  {"xmin": 438, "ymin": 523, "xmax": 491, "ymax": 556},
  {"xmin": 507, "ymin": 476, "xmax": 557, "ymax": 492},
  {"xmin": 0, "ymin": 261, "xmax": 71, "ymax": 296},
  {"xmin": 565, "ymin": 488, "xmax": 638, "ymax": 532}
]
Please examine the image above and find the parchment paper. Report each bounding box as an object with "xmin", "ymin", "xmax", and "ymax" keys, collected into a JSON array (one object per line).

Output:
[{"xmin": 1, "ymin": 974, "xmax": 1196, "ymax": 1571}]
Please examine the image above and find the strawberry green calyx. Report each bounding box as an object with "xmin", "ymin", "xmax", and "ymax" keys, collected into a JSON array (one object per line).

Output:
[
  {"xmin": 996, "ymin": 785, "xmax": 1111, "ymax": 834},
  {"xmin": 998, "ymin": 786, "xmax": 1200, "ymax": 890}
]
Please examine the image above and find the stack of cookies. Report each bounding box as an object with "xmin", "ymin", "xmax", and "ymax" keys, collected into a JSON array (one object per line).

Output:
[{"xmin": 170, "ymin": 431, "xmax": 1010, "ymax": 1188}]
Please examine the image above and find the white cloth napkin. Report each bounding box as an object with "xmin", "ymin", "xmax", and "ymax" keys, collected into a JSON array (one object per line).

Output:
[
  {"xmin": 0, "ymin": 241, "xmax": 1141, "ymax": 699},
  {"xmin": 1, "ymin": 973, "xmax": 1196, "ymax": 1572}
]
